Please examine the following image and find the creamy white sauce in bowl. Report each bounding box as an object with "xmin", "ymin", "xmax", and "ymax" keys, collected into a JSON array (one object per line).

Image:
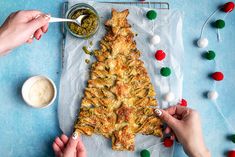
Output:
[{"xmin": 22, "ymin": 76, "xmax": 57, "ymax": 108}]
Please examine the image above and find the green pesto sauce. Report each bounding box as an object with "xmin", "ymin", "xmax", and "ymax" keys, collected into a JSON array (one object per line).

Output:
[
  {"xmin": 68, "ymin": 9, "xmax": 98, "ymax": 37},
  {"xmin": 85, "ymin": 59, "xmax": 90, "ymax": 64},
  {"xmin": 89, "ymin": 41, "xmax": 93, "ymax": 46},
  {"xmin": 82, "ymin": 46, "xmax": 93, "ymax": 55}
]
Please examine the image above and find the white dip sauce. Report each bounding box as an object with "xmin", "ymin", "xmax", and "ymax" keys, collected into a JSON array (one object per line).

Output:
[{"xmin": 28, "ymin": 78, "xmax": 54, "ymax": 107}]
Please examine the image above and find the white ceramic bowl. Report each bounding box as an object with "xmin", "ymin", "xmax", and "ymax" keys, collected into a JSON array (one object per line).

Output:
[{"xmin": 22, "ymin": 75, "xmax": 57, "ymax": 108}]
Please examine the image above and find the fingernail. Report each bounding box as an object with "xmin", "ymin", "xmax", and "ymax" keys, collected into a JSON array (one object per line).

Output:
[
  {"xmin": 44, "ymin": 28, "xmax": 48, "ymax": 33},
  {"xmin": 155, "ymin": 109, "xmax": 162, "ymax": 116},
  {"xmin": 72, "ymin": 132, "xmax": 78, "ymax": 140},
  {"xmin": 37, "ymin": 35, "xmax": 41, "ymax": 40},
  {"xmin": 44, "ymin": 14, "xmax": 51, "ymax": 20},
  {"xmin": 35, "ymin": 14, "xmax": 41, "ymax": 19}
]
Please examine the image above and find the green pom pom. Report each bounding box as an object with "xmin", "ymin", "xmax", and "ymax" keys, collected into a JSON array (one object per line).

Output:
[
  {"xmin": 231, "ymin": 134, "xmax": 235, "ymax": 143},
  {"xmin": 160, "ymin": 67, "xmax": 171, "ymax": 77},
  {"xmin": 146, "ymin": 10, "xmax": 157, "ymax": 20},
  {"xmin": 140, "ymin": 149, "xmax": 150, "ymax": 157},
  {"xmin": 205, "ymin": 50, "xmax": 216, "ymax": 60},
  {"xmin": 215, "ymin": 19, "xmax": 225, "ymax": 29}
]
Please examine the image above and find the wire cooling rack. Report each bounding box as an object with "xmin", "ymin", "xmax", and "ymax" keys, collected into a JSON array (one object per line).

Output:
[
  {"xmin": 99, "ymin": 1, "xmax": 169, "ymax": 9},
  {"xmin": 60, "ymin": 1, "xmax": 170, "ymax": 68}
]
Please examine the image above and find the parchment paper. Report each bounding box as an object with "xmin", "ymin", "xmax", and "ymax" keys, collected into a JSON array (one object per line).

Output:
[{"xmin": 58, "ymin": 1, "xmax": 184, "ymax": 157}]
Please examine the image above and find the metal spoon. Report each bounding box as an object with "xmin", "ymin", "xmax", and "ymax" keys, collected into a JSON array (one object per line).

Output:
[{"xmin": 49, "ymin": 15, "xmax": 87, "ymax": 26}]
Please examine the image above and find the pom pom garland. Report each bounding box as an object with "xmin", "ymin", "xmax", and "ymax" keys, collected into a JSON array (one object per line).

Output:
[
  {"xmin": 150, "ymin": 35, "xmax": 161, "ymax": 45},
  {"xmin": 196, "ymin": 2, "xmax": 234, "ymax": 152},
  {"xmin": 160, "ymin": 67, "xmax": 171, "ymax": 77},
  {"xmin": 211, "ymin": 72, "xmax": 224, "ymax": 81},
  {"xmin": 222, "ymin": 2, "xmax": 235, "ymax": 13},
  {"xmin": 155, "ymin": 50, "xmax": 166, "ymax": 61},
  {"xmin": 205, "ymin": 50, "xmax": 216, "ymax": 60},
  {"xmin": 180, "ymin": 99, "xmax": 188, "ymax": 107},
  {"xmin": 140, "ymin": 149, "xmax": 150, "ymax": 157},
  {"xmin": 228, "ymin": 150, "xmax": 235, "ymax": 157},
  {"xmin": 163, "ymin": 138, "xmax": 174, "ymax": 147},
  {"xmin": 146, "ymin": 10, "xmax": 157, "ymax": 20},
  {"xmin": 215, "ymin": 19, "xmax": 225, "ymax": 29},
  {"xmin": 231, "ymin": 134, "xmax": 235, "ymax": 143},
  {"xmin": 207, "ymin": 90, "xmax": 218, "ymax": 100},
  {"xmin": 197, "ymin": 38, "xmax": 208, "ymax": 48}
]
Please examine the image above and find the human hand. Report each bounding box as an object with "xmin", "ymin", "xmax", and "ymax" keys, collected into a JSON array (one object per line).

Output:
[
  {"xmin": 155, "ymin": 106, "xmax": 211, "ymax": 157},
  {"xmin": 52, "ymin": 132, "xmax": 86, "ymax": 157},
  {"xmin": 0, "ymin": 10, "xmax": 50, "ymax": 55}
]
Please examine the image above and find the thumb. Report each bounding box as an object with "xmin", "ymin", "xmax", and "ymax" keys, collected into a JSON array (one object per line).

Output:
[
  {"xmin": 63, "ymin": 132, "xmax": 79, "ymax": 155},
  {"xmin": 29, "ymin": 14, "xmax": 50, "ymax": 30},
  {"xmin": 155, "ymin": 108, "xmax": 179, "ymax": 129}
]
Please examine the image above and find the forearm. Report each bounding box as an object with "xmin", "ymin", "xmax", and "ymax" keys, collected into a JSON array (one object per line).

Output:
[
  {"xmin": 0, "ymin": 43, "xmax": 10, "ymax": 56},
  {"xmin": 0, "ymin": 28, "xmax": 11, "ymax": 56},
  {"xmin": 0, "ymin": 44, "xmax": 9, "ymax": 56},
  {"xmin": 187, "ymin": 148, "xmax": 211, "ymax": 157}
]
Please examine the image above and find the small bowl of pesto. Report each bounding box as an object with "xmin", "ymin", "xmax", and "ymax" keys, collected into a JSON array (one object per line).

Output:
[{"xmin": 66, "ymin": 3, "xmax": 100, "ymax": 38}]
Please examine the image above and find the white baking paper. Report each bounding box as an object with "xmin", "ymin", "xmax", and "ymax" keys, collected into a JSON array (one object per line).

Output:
[{"xmin": 58, "ymin": 1, "xmax": 184, "ymax": 157}]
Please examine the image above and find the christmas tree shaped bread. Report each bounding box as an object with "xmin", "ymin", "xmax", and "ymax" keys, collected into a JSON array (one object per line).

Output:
[{"xmin": 74, "ymin": 9, "xmax": 163, "ymax": 151}]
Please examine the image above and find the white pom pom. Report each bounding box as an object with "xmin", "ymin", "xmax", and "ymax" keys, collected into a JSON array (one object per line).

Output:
[
  {"xmin": 207, "ymin": 90, "xmax": 218, "ymax": 100},
  {"xmin": 197, "ymin": 38, "xmax": 208, "ymax": 48},
  {"xmin": 150, "ymin": 35, "xmax": 161, "ymax": 45},
  {"xmin": 164, "ymin": 92, "xmax": 175, "ymax": 102}
]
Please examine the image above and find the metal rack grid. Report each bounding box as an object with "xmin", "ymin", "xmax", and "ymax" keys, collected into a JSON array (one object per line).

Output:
[
  {"xmin": 61, "ymin": 1, "xmax": 170, "ymax": 68},
  {"xmin": 99, "ymin": 1, "xmax": 169, "ymax": 10}
]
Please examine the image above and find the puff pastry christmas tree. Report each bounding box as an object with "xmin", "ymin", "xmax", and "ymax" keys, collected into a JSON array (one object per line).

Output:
[{"xmin": 74, "ymin": 9, "xmax": 162, "ymax": 151}]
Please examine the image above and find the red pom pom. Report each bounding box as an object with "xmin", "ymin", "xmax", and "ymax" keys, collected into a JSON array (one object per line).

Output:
[
  {"xmin": 155, "ymin": 50, "xmax": 166, "ymax": 61},
  {"xmin": 211, "ymin": 72, "xmax": 224, "ymax": 81},
  {"xmin": 223, "ymin": 2, "xmax": 235, "ymax": 12},
  {"xmin": 163, "ymin": 138, "xmax": 174, "ymax": 147},
  {"xmin": 180, "ymin": 99, "xmax": 187, "ymax": 107},
  {"xmin": 228, "ymin": 150, "xmax": 235, "ymax": 157}
]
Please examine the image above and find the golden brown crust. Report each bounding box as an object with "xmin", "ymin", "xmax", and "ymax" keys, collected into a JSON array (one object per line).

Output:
[
  {"xmin": 105, "ymin": 9, "xmax": 130, "ymax": 34},
  {"xmin": 112, "ymin": 126, "xmax": 135, "ymax": 151},
  {"xmin": 74, "ymin": 8, "xmax": 162, "ymax": 151}
]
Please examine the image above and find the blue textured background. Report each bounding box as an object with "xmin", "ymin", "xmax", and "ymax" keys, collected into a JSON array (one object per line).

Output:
[{"xmin": 0, "ymin": 0, "xmax": 234, "ymax": 157}]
